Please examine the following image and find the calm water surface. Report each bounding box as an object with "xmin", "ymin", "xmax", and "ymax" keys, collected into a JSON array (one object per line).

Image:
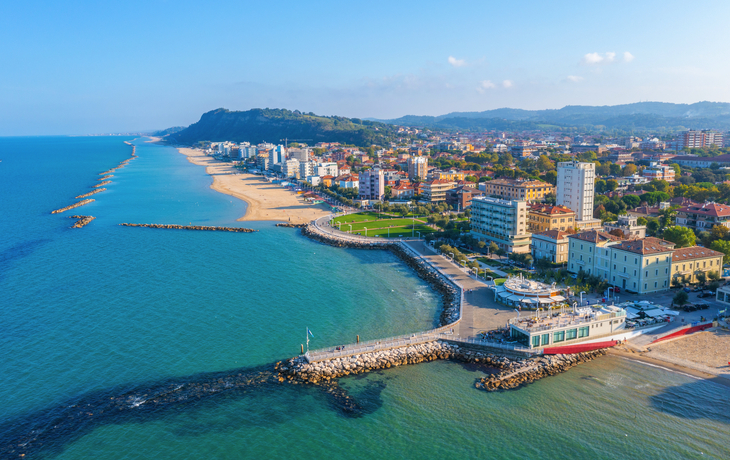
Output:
[{"xmin": 0, "ymin": 137, "xmax": 727, "ymax": 459}]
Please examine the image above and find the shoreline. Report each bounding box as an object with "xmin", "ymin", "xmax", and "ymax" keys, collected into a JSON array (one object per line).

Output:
[
  {"xmin": 175, "ymin": 147, "xmax": 331, "ymax": 224},
  {"xmin": 608, "ymin": 349, "xmax": 730, "ymax": 388}
]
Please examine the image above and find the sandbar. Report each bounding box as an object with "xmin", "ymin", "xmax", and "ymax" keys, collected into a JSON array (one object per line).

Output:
[{"xmin": 177, "ymin": 147, "xmax": 331, "ymax": 224}]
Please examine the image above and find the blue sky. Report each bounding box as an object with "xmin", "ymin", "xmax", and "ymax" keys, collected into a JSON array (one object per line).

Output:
[{"xmin": 1, "ymin": 0, "xmax": 729, "ymax": 135}]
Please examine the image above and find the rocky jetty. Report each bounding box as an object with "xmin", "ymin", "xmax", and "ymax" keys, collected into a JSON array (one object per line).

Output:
[
  {"xmin": 119, "ymin": 223, "xmax": 257, "ymax": 232},
  {"xmin": 51, "ymin": 199, "xmax": 94, "ymax": 214},
  {"xmin": 476, "ymin": 349, "xmax": 608, "ymax": 391},
  {"xmin": 99, "ymin": 144, "xmax": 137, "ymax": 175},
  {"xmin": 276, "ymin": 223, "xmax": 307, "ymax": 228},
  {"xmin": 277, "ymin": 341, "xmax": 512, "ymax": 384},
  {"xmin": 301, "ymin": 224, "xmax": 460, "ymax": 325},
  {"xmin": 75, "ymin": 188, "xmax": 106, "ymax": 199},
  {"xmin": 70, "ymin": 215, "xmax": 95, "ymax": 228},
  {"xmin": 99, "ymin": 174, "xmax": 114, "ymax": 180},
  {"xmin": 94, "ymin": 181, "xmax": 112, "ymax": 188}
]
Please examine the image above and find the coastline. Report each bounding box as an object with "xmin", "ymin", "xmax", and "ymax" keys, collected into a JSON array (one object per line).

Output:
[
  {"xmin": 176, "ymin": 147, "xmax": 331, "ymax": 224},
  {"xmin": 608, "ymin": 348, "xmax": 730, "ymax": 388}
]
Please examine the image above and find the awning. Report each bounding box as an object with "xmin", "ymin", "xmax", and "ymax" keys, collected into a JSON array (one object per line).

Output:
[
  {"xmin": 550, "ymin": 295, "xmax": 566, "ymax": 301},
  {"xmin": 521, "ymin": 297, "xmax": 538, "ymax": 304},
  {"xmin": 506, "ymin": 295, "xmax": 523, "ymax": 302},
  {"xmin": 538, "ymin": 297, "xmax": 553, "ymax": 304}
]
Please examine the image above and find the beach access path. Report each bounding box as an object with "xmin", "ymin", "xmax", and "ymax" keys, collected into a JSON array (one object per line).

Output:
[{"xmin": 177, "ymin": 147, "xmax": 331, "ymax": 224}]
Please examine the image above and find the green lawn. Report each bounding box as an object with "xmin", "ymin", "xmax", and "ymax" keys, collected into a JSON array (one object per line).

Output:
[
  {"xmin": 494, "ymin": 278, "xmax": 506, "ymax": 286},
  {"xmin": 340, "ymin": 218, "xmax": 426, "ymax": 232},
  {"xmin": 332, "ymin": 212, "xmax": 381, "ymax": 224},
  {"xmin": 477, "ymin": 257, "xmax": 501, "ymax": 267},
  {"xmin": 350, "ymin": 224, "xmax": 436, "ymax": 238}
]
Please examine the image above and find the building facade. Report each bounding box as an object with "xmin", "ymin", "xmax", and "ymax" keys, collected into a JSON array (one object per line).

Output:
[
  {"xmin": 282, "ymin": 159, "xmax": 300, "ymax": 178},
  {"xmin": 676, "ymin": 202, "xmax": 730, "ymax": 232},
  {"xmin": 407, "ymin": 156, "xmax": 428, "ymax": 180},
  {"xmin": 603, "ymin": 215, "xmax": 647, "ymax": 239},
  {"xmin": 642, "ymin": 162, "xmax": 675, "ymax": 182},
  {"xmin": 479, "ymin": 178, "xmax": 554, "ymax": 202},
  {"xmin": 470, "ymin": 197, "xmax": 532, "ymax": 253},
  {"xmin": 422, "ymin": 179, "xmax": 456, "ymax": 203},
  {"xmin": 671, "ymin": 246, "xmax": 724, "ymax": 284},
  {"xmin": 531, "ymin": 230, "xmax": 570, "ymax": 264},
  {"xmin": 527, "ymin": 204, "xmax": 575, "ymax": 232},
  {"xmin": 557, "ymin": 161, "xmax": 595, "ymax": 222},
  {"xmin": 683, "ymin": 130, "xmax": 724, "ymax": 148},
  {"xmin": 358, "ymin": 169, "xmax": 385, "ymax": 200}
]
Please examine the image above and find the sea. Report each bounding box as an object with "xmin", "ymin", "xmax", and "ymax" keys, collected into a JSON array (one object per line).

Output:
[{"xmin": 0, "ymin": 136, "xmax": 728, "ymax": 459}]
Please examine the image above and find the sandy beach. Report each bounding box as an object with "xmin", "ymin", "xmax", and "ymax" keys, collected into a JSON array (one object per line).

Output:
[{"xmin": 177, "ymin": 147, "xmax": 331, "ymax": 224}]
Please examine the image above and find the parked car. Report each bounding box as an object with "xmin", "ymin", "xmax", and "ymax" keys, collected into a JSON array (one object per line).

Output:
[
  {"xmin": 614, "ymin": 287, "xmax": 621, "ymax": 293},
  {"xmin": 683, "ymin": 286, "xmax": 692, "ymax": 293},
  {"xmin": 698, "ymin": 291, "xmax": 713, "ymax": 298}
]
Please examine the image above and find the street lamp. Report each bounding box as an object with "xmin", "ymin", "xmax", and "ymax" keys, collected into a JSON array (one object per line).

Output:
[
  {"xmin": 348, "ymin": 224, "xmax": 352, "ymax": 233},
  {"xmin": 449, "ymin": 252, "xmax": 455, "ymax": 262},
  {"xmin": 580, "ymin": 291, "xmax": 586, "ymax": 307},
  {"xmin": 417, "ymin": 231, "xmax": 421, "ymax": 239},
  {"xmin": 364, "ymin": 227, "xmax": 368, "ymax": 237}
]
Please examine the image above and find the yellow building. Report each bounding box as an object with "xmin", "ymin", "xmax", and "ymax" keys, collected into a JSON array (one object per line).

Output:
[
  {"xmin": 671, "ymin": 246, "xmax": 724, "ymax": 284},
  {"xmin": 481, "ymin": 178, "xmax": 555, "ymax": 202},
  {"xmin": 528, "ymin": 204, "xmax": 576, "ymax": 232},
  {"xmin": 433, "ymin": 171, "xmax": 466, "ymax": 182}
]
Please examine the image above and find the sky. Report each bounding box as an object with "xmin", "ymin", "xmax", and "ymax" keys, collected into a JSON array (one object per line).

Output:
[{"xmin": 1, "ymin": 0, "xmax": 730, "ymax": 135}]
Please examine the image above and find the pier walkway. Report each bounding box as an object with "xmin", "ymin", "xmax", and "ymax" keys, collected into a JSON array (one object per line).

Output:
[{"xmin": 303, "ymin": 216, "xmax": 534, "ymax": 362}]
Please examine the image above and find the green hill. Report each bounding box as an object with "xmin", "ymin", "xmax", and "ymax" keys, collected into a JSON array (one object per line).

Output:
[{"xmin": 166, "ymin": 108, "xmax": 404, "ymax": 147}]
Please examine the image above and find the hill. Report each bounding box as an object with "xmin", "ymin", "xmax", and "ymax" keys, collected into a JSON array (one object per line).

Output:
[
  {"xmin": 166, "ymin": 108, "xmax": 404, "ymax": 147},
  {"xmin": 379, "ymin": 101, "xmax": 730, "ymax": 132}
]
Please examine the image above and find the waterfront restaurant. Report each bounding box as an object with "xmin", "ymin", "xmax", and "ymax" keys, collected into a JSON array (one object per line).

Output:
[
  {"xmin": 494, "ymin": 275, "xmax": 567, "ymax": 308},
  {"xmin": 508, "ymin": 305, "xmax": 627, "ymax": 349}
]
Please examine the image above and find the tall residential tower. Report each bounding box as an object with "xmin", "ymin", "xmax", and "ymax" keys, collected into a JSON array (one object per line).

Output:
[{"xmin": 556, "ymin": 161, "xmax": 601, "ymax": 230}]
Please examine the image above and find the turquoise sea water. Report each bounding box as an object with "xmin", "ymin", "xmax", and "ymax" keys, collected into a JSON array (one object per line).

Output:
[{"xmin": 1, "ymin": 137, "xmax": 728, "ymax": 459}]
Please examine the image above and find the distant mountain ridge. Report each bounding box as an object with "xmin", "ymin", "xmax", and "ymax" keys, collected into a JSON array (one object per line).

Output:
[
  {"xmin": 166, "ymin": 108, "xmax": 403, "ymax": 147},
  {"xmin": 376, "ymin": 101, "xmax": 730, "ymax": 132}
]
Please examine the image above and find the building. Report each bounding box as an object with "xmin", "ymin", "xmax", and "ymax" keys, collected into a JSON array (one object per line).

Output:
[
  {"xmin": 288, "ymin": 148, "xmax": 310, "ymax": 162},
  {"xmin": 479, "ymin": 178, "xmax": 555, "ymax": 202},
  {"xmin": 571, "ymin": 144, "xmax": 607, "ymax": 155},
  {"xmin": 642, "ymin": 162, "xmax": 675, "ymax": 182},
  {"xmin": 421, "ymin": 179, "xmax": 456, "ymax": 203},
  {"xmin": 676, "ymin": 202, "xmax": 730, "ymax": 232},
  {"xmin": 321, "ymin": 175, "xmax": 334, "ymax": 187},
  {"xmin": 527, "ymin": 204, "xmax": 575, "ymax": 232},
  {"xmin": 510, "ymin": 145, "xmax": 540, "ymax": 157},
  {"xmin": 282, "ymin": 159, "xmax": 300, "ymax": 178},
  {"xmin": 531, "ymin": 230, "xmax": 571, "ymax": 265},
  {"xmin": 336, "ymin": 174, "xmax": 359, "ymax": 189},
  {"xmin": 407, "ymin": 156, "xmax": 428, "ymax": 180},
  {"xmin": 715, "ymin": 286, "xmax": 730, "ymax": 305},
  {"xmin": 391, "ymin": 182, "xmax": 415, "ymax": 198},
  {"xmin": 683, "ymin": 129, "xmax": 724, "ymax": 148},
  {"xmin": 470, "ymin": 197, "xmax": 531, "ymax": 253},
  {"xmin": 299, "ymin": 161, "xmax": 315, "ymax": 180},
  {"xmin": 557, "ymin": 161, "xmax": 602, "ymax": 229},
  {"xmin": 270, "ymin": 145, "xmax": 286, "ymax": 164},
  {"xmin": 671, "ymin": 246, "xmax": 724, "ymax": 285},
  {"xmin": 359, "ymin": 169, "xmax": 385, "ymax": 200},
  {"xmin": 446, "ymin": 186, "xmax": 484, "ymax": 211},
  {"xmin": 316, "ymin": 162, "xmax": 339, "ymax": 177},
  {"xmin": 256, "ymin": 154, "xmax": 269, "ymax": 171},
  {"xmin": 603, "ymin": 215, "xmax": 647, "ymax": 239},
  {"xmin": 568, "ymin": 233, "xmax": 675, "ymax": 294},
  {"xmin": 509, "ymin": 304, "xmax": 626, "ymax": 350},
  {"xmin": 671, "ymin": 154, "xmax": 730, "ymax": 169},
  {"xmin": 431, "ymin": 170, "xmax": 466, "ymax": 182}
]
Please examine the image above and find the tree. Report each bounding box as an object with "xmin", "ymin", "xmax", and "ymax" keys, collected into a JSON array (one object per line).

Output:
[
  {"xmin": 673, "ymin": 290, "xmax": 689, "ymax": 307},
  {"xmin": 671, "ymin": 276, "xmax": 683, "ymax": 289},
  {"xmin": 637, "ymin": 217, "xmax": 648, "ymax": 226},
  {"xmin": 621, "ymin": 194, "xmax": 641, "ymax": 208},
  {"xmin": 696, "ymin": 272, "xmax": 707, "ymax": 286},
  {"xmin": 646, "ymin": 218, "xmax": 660, "ymax": 236},
  {"xmin": 622, "ymin": 164, "xmax": 637, "ymax": 176},
  {"xmin": 662, "ymin": 226, "xmax": 696, "ymax": 248},
  {"xmin": 606, "ymin": 179, "xmax": 618, "ymax": 191},
  {"xmin": 710, "ymin": 239, "xmax": 730, "ymax": 264},
  {"xmin": 595, "ymin": 179, "xmax": 607, "ymax": 194},
  {"xmin": 608, "ymin": 229, "xmax": 625, "ymax": 239},
  {"xmin": 488, "ymin": 242, "xmax": 499, "ymax": 254},
  {"xmin": 544, "ymin": 170, "xmax": 557, "ymax": 185},
  {"xmin": 708, "ymin": 270, "xmax": 721, "ymax": 282},
  {"xmin": 536, "ymin": 155, "xmax": 554, "ymax": 171}
]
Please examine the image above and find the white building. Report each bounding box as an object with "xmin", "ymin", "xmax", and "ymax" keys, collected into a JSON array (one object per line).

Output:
[
  {"xmin": 282, "ymin": 159, "xmax": 300, "ymax": 178},
  {"xmin": 359, "ymin": 170, "xmax": 385, "ymax": 200},
  {"xmin": 470, "ymin": 197, "xmax": 531, "ymax": 254},
  {"xmin": 270, "ymin": 145, "xmax": 287, "ymax": 164},
  {"xmin": 557, "ymin": 161, "xmax": 602, "ymax": 229},
  {"xmin": 289, "ymin": 148, "xmax": 310, "ymax": 162},
  {"xmin": 299, "ymin": 161, "xmax": 315, "ymax": 180},
  {"xmin": 316, "ymin": 162, "xmax": 339, "ymax": 177}
]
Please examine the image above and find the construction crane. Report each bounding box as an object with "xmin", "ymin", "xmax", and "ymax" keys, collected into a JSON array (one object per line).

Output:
[{"xmin": 280, "ymin": 138, "xmax": 312, "ymax": 149}]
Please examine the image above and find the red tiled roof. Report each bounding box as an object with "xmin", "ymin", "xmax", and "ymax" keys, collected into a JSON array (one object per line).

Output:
[
  {"xmin": 671, "ymin": 246, "xmax": 724, "ymax": 261},
  {"xmin": 567, "ymin": 230, "xmax": 622, "ymax": 243},
  {"xmin": 678, "ymin": 202, "xmax": 730, "ymax": 218},
  {"xmin": 533, "ymin": 230, "xmax": 571, "ymax": 240},
  {"xmin": 611, "ymin": 237, "xmax": 675, "ymax": 255},
  {"xmin": 528, "ymin": 204, "xmax": 574, "ymax": 215}
]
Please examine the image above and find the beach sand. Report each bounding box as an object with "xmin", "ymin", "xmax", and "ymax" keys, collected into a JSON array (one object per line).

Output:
[{"xmin": 177, "ymin": 147, "xmax": 331, "ymax": 224}]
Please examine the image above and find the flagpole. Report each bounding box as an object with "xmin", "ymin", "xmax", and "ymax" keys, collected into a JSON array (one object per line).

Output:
[{"xmin": 306, "ymin": 327, "xmax": 309, "ymax": 353}]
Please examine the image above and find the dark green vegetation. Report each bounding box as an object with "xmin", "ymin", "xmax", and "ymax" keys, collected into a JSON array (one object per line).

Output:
[
  {"xmin": 167, "ymin": 108, "xmax": 406, "ymax": 147},
  {"xmin": 378, "ymin": 101, "xmax": 730, "ymax": 133}
]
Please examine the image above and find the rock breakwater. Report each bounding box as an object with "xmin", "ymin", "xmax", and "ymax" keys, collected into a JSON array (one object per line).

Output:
[
  {"xmin": 75, "ymin": 188, "xmax": 106, "ymax": 199},
  {"xmin": 476, "ymin": 349, "xmax": 608, "ymax": 391},
  {"xmin": 51, "ymin": 199, "xmax": 94, "ymax": 214},
  {"xmin": 94, "ymin": 180, "xmax": 112, "ymax": 188},
  {"xmin": 70, "ymin": 215, "xmax": 95, "ymax": 228},
  {"xmin": 119, "ymin": 223, "xmax": 257, "ymax": 232},
  {"xmin": 276, "ymin": 223, "xmax": 307, "ymax": 228},
  {"xmin": 277, "ymin": 341, "xmax": 513, "ymax": 384}
]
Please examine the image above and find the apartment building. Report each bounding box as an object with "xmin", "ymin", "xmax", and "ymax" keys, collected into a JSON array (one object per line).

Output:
[
  {"xmin": 282, "ymin": 159, "xmax": 300, "ymax": 178},
  {"xmin": 557, "ymin": 161, "xmax": 602, "ymax": 229},
  {"xmin": 407, "ymin": 156, "xmax": 428, "ymax": 180},
  {"xmin": 603, "ymin": 215, "xmax": 646, "ymax": 238},
  {"xmin": 683, "ymin": 129, "xmax": 724, "ymax": 148},
  {"xmin": 479, "ymin": 178, "xmax": 554, "ymax": 202},
  {"xmin": 470, "ymin": 197, "xmax": 531, "ymax": 253},
  {"xmin": 527, "ymin": 204, "xmax": 575, "ymax": 232},
  {"xmin": 671, "ymin": 246, "xmax": 724, "ymax": 284},
  {"xmin": 567, "ymin": 230, "xmax": 622, "ymax": 281},
  {"xmin": 431, "ymin": 170, "xmax": 466, "ymax": 182},
  {"xmin": 421, "ymin": 179, "xmax": 456, "ymax": 203},
  {"xmin": 676, "ymin": 202, "xmax": 730, "ymax": 232},
  {"xmin": 359, "ymin": 169, "xmax": 385, "ymax": 200},
  {"xmin": 531, "ymin": 230, "xmax": 570, "ymax": 264},
  {"xmin": 642, "ymin": 162, "xmax": 675, "ymax": 182}
]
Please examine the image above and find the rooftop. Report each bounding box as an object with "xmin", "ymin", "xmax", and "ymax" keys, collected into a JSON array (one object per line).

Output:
[
  {"xmin": 678, "ymin": 202, "xmax": 730, "ymax": 218},
  {"xmin": 533, "ymin": 229, "xmax": 571, "ymax": 240},
  {"xmin": 612, "ymin": 237, "xmax": 675, "ymax": 255},
  {"xmin": 529, "ymin": 204, "xmax": 574, "ymax": 215},
  {"xmin": 567, "ymin": 230, "xmax": 622, "ymax": 244},
  {"xmin": 671, "ymin": 246, "xmax": 724, "ymax": 261}
]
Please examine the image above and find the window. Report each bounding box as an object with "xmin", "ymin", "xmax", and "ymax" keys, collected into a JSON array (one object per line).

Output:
[
  {"xmin": 532, "ymin": 336, "xmax": 540, "ymax": 347},
  {"xmin": 623, "ymin": 267, "xmax": 627, "ymax": 273},
  {"xmin": 613, "ymin": 264, "xmax": 616, "ymax": 270},
  {"xmin": 614, "ymin": 253, "xmax": 616, "ymax": 259},
  {"xmin": 566, "ymin": 329, "xmax": 578, "ymax": 340},
  {"xmin": 635, "ymin": 258, "xmax": 638, "ymax": 264},
  {"xmin": 654, "ymin": 282, "xmax": 657, "ymax": 288},
  {"xmin": 590, "ymin": 247, "xmax": 592, "ymax": 253},
  {"xmin": 646, "ymin": 271, "xmax": 649, "ymax": 277},
  {"xmin": 634, "ymin": 270, "xmax": 637, "ymax": 276},
  {"xmin": 665, "ymin": 268, "xmax": 668, "ymax": 274},
  {"xmin": 541, "ymin": 334, "xmax": 550, "ymax": 346},
  {"xmin": 655, "ymin": 269, "xmax": 658, "ymax": 276},
  {"xmin": 553, "ymin": 331, "xmax": 565, "ymax": 343},
  {"xmin": 624, "ymin": 256, "xmax": 627, "ymax": 262},
  {"xmin": 655, "ymin": 257, "xmax": 659, "ymax": 264},
  {"xmin": 644, "ymin": 283, "xmax": 647, "ymax": 290},
  {"xmin": 581, "ymin": 244, "xmax": 583, "ymax": 250},
  {"xmin": 578, "ymin": 327, "xmax": 590, "ymax": 338}
]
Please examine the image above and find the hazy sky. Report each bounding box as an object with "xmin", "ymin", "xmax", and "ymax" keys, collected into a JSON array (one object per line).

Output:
[{"xmin": 2, "ymin": 0, "xmax": 730, "ymax": 135}]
